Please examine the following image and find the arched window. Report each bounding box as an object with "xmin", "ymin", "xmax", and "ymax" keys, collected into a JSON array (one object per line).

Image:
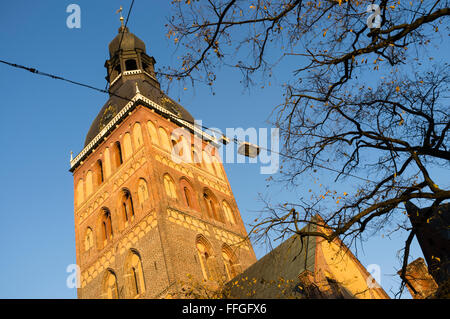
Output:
[
  {"xmin": 180, "ymin": 178, "xmax": 196, "ymax": 210},
  {"xmin": 192, "ymin": 146, "xmax": 201, "ymax": 167},
  {"xmin": 184, "ymin": 187, "xmax": 192, "ymax": 207},
  {"xmin": 123, "ymin": 133, "xmax": 133, "ymax": 160},
  {"xmin": 104, "ymin": 147, "xmax": 111, "ymax": 178},
  {"xmin": 85, "ymin": 227, "xmax": 94, "ymax": 252},
  {"xmin": 133, "ymin": 123, "xmax": 143, "ymax": 148},
  {"xmin": 100, "ymin": 208, "xmax": 113, "ymax": 246},
  {"xmin": 212, "ymin": 156, "xmax": 225, "ymax": 180},
  {"xmin": 113, "ymin": 141, "xmax": 123, "ymax": 168},
  {"xmin": 121, "ymin": 189, "xmax": 134, "ymax": 226},
  {"xmin": 103, "ymin": 270, "xmax": 119, "ymax": 299},
  {"xmin": 125, "ymin": 251, "xmax": 146, "ymax": 298},
  {"xmin": 203, "ymin": 192, "xmax": 214, "ymax": 219},
  {"xmin": 202, "ymin": 151, "xmax": 216, "ymax": 175},
  {"xmin": 86, "ymin": 171, "xmax": 93, "ymax": 197},
  {"xmin": 137, "ymin": 178, "xmax": 149, "ymax": 207},
  {"xmin": 222, "ymin": 201, "xmax": 236, "ymax": 225},
  {"xmin": 147, "ymin": 121, "xmax": 159, "ymax": 145},
  {"xmin": 158, "ymin": 127, "xmax": 171, "ymax": 152},
  {"xmin": 171, "ymin": 137, "xmax": 177, "ymax": 150},
  {"xmin": 196, "ymin": 237, "xmax": 215, "ymax": 281},
  {"xmin": 76, "ymin": 179, "xmax": 84, "ymax": 206},
  {"xmin": 170, "ymin": 135, "xmax": 182, "ymax": 161},
  {"xmin": 203, "ymin": 190, "xmax": 222, "ymax": 222},
  {"xmin": 96, "ymin": 160, "xmax": 104, "ymax": 185},
  {"xmin": 222, "ymin": 246, "xmax": 240, "ymax": 281},
  {"xmin": 125, "ymin": 59, "xmax": 138, "ymax": 71},
  {"xmin": 163, "ymin": 174, "xmax": 177, "ymax": 199},
  {"xmin": 179, "ymin": 135, "xmax": 190, "ymax": 161}
]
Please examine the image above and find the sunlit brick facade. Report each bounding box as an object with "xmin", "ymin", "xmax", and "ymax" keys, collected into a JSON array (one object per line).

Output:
[{"xmin": 70, "ymin": 26, "xmax": 256, "ymax": 299}]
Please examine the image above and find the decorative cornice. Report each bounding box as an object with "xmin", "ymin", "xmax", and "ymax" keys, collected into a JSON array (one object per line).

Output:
[
  {"xmin": 110, "ymin": 71, "xmax": 158, "ymax": 88},
  {"xmin": 110, "ymin": 73, "xmax": 122, "ymax": 86},
  {"xmin": 197, "ymin": 175, "xmax": 231, "ymax": 196},
  {"xmin": 123, "ymin": 69, "xmax": 142, "ymax": 76},
  {"xmin": 167, "ymin": 208, "xmax": 210, "ymax": 237},
  {"xmin": 70, "ymin": 92, "xmax": 218, "ymax": 172},
  {"xmin": 136, "ymin": 93, "xmax": 218, "ymax": 145},
  {"xmin": 155, "ymin": 154, "xmax": 194, "ymax": 178},
  {"xmin": 212, "ymin": 227, "xmax": 250, "ymax": 251},
  {"xmin": 166, "ymin": 207, "xmax": 248, "ymax": 250},
  {"xmin": 70, "ymin": 94, "xmax": 138, "ymax": 171}
]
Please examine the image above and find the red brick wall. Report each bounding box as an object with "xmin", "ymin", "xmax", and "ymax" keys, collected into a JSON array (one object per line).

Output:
[
  {"xmin": 73, "ymin": 105, "xmax": 257, "ymax": 298},
  {"xmin": 401, "ymin": 258, "xmax": 438, "ymax": 299}
]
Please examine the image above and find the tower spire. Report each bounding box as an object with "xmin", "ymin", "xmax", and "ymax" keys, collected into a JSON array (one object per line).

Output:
[
  {"xmin": 105, "ymin": 19, "xmax": 159, "ymax": 92},
  {"xmin": 116, "ymin": 6, "xmax": 124, "ymax": 27}
]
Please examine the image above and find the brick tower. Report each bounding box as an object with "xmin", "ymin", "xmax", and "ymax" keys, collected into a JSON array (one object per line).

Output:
[{"xmin": 70, "ymin": 25, "xmax": 257, "ymax": 299}]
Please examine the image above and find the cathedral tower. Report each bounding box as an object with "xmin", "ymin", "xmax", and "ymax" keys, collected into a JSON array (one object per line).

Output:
[{"xmin": 70, "ymin": 26, "xmax": 257, "ymax": 299}]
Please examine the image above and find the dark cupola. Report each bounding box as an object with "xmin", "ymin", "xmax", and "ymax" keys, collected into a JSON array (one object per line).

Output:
[
  {"xmin": 83, "ymin": 25, "xmax": 195, "ymax": 148},
  {"xmin": 105, "ymin": 25, "xmax": 159, "ymax": 92}
]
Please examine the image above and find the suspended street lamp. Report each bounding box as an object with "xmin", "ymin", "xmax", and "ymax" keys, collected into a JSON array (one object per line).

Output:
[{"xmin": 237, "ymin": 141, "xmax": 260, "ymax": 158}]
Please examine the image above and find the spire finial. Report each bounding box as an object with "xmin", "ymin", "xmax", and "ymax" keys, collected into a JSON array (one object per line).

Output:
[
  {"xmin": 135, "ymin": 82, "xmax": 141, "ymax": 94},
  {"xmin": 70, "ymin": 151, "xmax": 74, "ymax": 162},
  {"xmin": 116, "ymin": 6, "xmax": 124, "ymax": 27}
]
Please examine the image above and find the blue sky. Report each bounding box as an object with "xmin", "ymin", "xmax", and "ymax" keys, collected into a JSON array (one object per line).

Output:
[{"xmin": 1, "ymin": 0, "xmax": 446, "ymax": 299}]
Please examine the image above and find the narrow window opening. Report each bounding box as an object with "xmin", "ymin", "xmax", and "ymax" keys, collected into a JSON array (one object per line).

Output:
[
  {"xmin": 97, "ymin": 160, "xmax": 104, "ymax": 185},
  {"xmin": 114, "ymin": 142, "xmax": 123, "ymax": 167},
  {"xmin": 132, "ymin": 267, "xmax": 139, "ymax": 295},
  {"xmin": 125, "ymin": 59, "xmax": 138, "ymax": 71},
  {"xmin": 123, "ymin": 203, "xmax": 128, "ymax": 222},
  {"xmin": 102, "ymin": 221, "xmax": 107, "ymax": 241},
  {"xmin": 184, "ymin": 187, "xmax": 191, "ymax": 207}
]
